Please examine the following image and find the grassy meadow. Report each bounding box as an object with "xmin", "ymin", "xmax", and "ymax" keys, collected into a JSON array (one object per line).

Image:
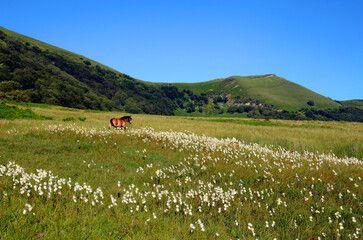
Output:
[{"xmin": 0, "ymin": 104, "xmax": 362, "ymax": 239}]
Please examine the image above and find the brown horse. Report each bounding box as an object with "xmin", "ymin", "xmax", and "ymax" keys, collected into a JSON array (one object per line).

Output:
[{"xmin": 109, "ymin": 116, "xmax": 132, "ymax": 130}]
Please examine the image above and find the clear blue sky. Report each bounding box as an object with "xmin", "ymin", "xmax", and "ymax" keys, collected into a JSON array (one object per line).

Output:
[{"xmin": 1, "ymin": 0, "xmax": 362, "ymax": 100}]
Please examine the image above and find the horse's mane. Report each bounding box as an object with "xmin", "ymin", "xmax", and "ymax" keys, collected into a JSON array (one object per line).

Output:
[{"xmin": 121, "ymin": 116, "xmax": 131, "ymax": 120}]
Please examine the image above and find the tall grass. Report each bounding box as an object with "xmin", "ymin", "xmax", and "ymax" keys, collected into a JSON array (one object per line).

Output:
[
  {"xmin": 0, "ymin": 105, "xmax": 362, "ymax": 239},
  {"xmin": 26, "ymin": 105, "xmax": 363, "ymax": 159}
]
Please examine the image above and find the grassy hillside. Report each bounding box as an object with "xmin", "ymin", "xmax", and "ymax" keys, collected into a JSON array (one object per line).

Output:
[
  {"xmin": 0, "ymin": 27, "xmax": 120, "ymax": 74},
  {"xmin": 165, "ymin": 74, "xmax": 341, "ymax": 111},
  {"xmin": 339, "ymin": 99, "xmax": 363, "ymax": 110},
  {"xmin": 0, "ymin": 26, "xmax": 176, "ymax": 115},
  {"xmin": 1, "ymin": 26, "xmax": 360, "ymax": 121},
  {"xmin": 0, "ymin": 106, "xmax": 362, "ymax": 239}
]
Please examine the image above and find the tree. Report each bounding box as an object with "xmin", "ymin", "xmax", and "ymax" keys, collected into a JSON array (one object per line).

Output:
[
  {"xmin": 186, "ymin": 102, "xmax": 195, "ymax": 113},
  {"xmin": 297, "ymin": 111, "xmax": 305, "ymax": 120},
  {"xmin": 0, "ymin": 81, "xmax": 22, "ymax": 92},
  {"xmin": 307, "ymin": 100, "xmax": 315, "ymax": 106},
  {"xmin": 0, "ymin": 30, "xmax": 6, "ymax": 40},
  {"xmin": 227, "ymin": 106, "xmax": 238, "ymax": 114},
  {"xmin": 83, "ymin": 60, "xmax": 91, "ymax": 66}
]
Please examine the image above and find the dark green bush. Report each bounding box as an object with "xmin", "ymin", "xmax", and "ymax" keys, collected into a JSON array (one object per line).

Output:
[
  {"xmin": 62, "ymin": 117, "xmax": 76, "ymax": 121},
  {"xmin": 83, "ymin": 60, "xmax": 91, "ymax": 65},
  {"xmin": 0, "ymin": 103, "xmax": 52, "ymax": 120}
]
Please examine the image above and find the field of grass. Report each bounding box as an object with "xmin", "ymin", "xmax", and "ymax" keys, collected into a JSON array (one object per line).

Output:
[
  {"xmin": 0, "ymin": 105, "xmax": 362, "ymax": 239},
  {"xmin": 24, "ymin": 105, "xmax": 362, "ymax": 159}
]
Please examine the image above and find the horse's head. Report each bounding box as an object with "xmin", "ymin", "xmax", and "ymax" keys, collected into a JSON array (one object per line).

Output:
[{"xmin": 122, "ymin": 116, "xmax": 132, "ymax": 124}]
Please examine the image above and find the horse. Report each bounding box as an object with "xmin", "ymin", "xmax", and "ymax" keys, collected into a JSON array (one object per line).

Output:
[{"xmin": 109, "ymin": 116, "xmax": 132, "ymax": 130}]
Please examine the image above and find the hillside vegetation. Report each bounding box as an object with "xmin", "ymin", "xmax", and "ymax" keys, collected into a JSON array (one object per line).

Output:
[
  {"xmin": 339, "ymin": 100, "xmax": 363, "ymax": 110},
  {"xmin": 0, "ymin": 103, "xmax": 52, "ymax": 120},
  {"xmin": 171, "ymin": 75, "xmax": 341, "ymax": 111},
  {"xmin": 154, "ymin": 78, "xmax": 363, "ymax": 122},
  {"xmin": 0, "ymin": 26, "xmax": 362, "ymax": 122},
  {"xmin": 0, "ymin": 27, "xmax": 176, "ymax": 115}
]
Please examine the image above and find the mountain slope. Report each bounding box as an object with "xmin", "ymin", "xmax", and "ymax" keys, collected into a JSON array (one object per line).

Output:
[
  {"xmin": 165, "ymin": 74, "xmax": 341, "ymax": 111},
  {"xmin": 0, "ymin": 26, "xmax": 175, "ymax": 115},
  {"xmin": 1, "ymin": 26, "xmax": 360, "ymax": 121},
  {"xmin": 338, "ymin": 100, "xmax": 363, "ymax": 110}
]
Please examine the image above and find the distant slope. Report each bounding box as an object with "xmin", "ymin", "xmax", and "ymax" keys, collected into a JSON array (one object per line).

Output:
[
  {"xmin": 0, "ymin": 26, "xmax": 175, "ymax": 115},
  {"xmin": 338, "ymin": 100, "xmax": 363, "ymax": 110},
  {"xmin": 1, "ymin": 26, "xmax": 361, "ymax": 120},
  {"xmin": 0, "ymin": 27, "xmax": 119, "ymax": 75},
  {"xmin": 165, "ymin": 74, "xmax": 341, "ymax": 111}
]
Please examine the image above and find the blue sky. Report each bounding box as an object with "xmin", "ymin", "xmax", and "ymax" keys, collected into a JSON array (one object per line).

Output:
[{"xmin": 1, "ymin": 0, "xmax": 362, "ymax": 100}]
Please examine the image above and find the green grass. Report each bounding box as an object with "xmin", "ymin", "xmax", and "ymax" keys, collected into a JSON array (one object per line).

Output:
[
  {"xmin": 0, "ymin": 105, "xmax": 362, "ymax": 239},
  {"xmin": 160, "ymin": 75, "xmax": 342, "ymax": 112},
  {"xmin": 174, "ymin": 107, "xmax": 248, "ymax": 118},
  {"xmin": 0, "ymin": 26, "xmax": 146, "ymax": 83},
  {"xmin": 201, "ymin": 118, "xmax": 281, "ymax": 126},
  {"xmin": 0, "ymin": 26, "xmax": 111, "ymax": 73},
  {"xmin": 339, "ymin": 99, "xmax": 363, "ymax": 110},
  {"xmin": 22, "ymin": 104, "xmax": 362, "ymax": 159},
  {"xmin": 0, "ymin": 103, "xmax": 52, "ymax": 120}
]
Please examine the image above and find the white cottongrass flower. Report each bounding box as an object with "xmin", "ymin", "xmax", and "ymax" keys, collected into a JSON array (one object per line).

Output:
[{"xmin": 22, "ymin": 203, "xmax": 33, "ymax": 214}]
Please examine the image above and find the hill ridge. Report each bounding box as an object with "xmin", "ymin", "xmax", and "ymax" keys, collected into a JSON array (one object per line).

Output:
[
  {"xmin": 0, "ymin": 26, "xmax": 176, "ymax": 115},
  {"xmin": 163, "ymin": 74, "xmax": 341, "ymax": 111},
  {"xmin": 1, "ymin": 26, "xmax": 362, "ymax": 121}
]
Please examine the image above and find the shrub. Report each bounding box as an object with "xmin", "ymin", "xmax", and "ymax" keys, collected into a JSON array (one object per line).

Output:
[
  {"xmin": 0, "ymin": 30, "xmax": 6, "ymax": 40},
  {"xmin": 227, "ymin": 106, "xmax": 238, "ymax": 114},
  {"xmin": 83, "ymin": 60, "xmax": 91, "ymax": 66},
  {"xmin": 62, "ymin": 117, "xmax": 76, "ymax": 121},
  {"xmin": 0, "ymin": 103, "xmax": 52, "ymax": 120},
  {"xmin": 0, "ymin": 81, "xmax": 22, "ymax": 92},
  {"xmin": 186, "ymin": 102, "xmax": 195, "ymax": 113},
  {"xmin": 307, "ymin": 100, "xmax": 315, "ymax": 106}
]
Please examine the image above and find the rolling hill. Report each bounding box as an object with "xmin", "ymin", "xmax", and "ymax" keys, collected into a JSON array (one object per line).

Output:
[
  {"xmin": 163, "ymin": 75, "xmax": 341, "ymax": 111},
  {"xmin": 0, "ymin": 26, "xmax": 176, "ymax": 115},
  {"xmin": 0, "ymin": 26, "xmax": 362, "ymax": 121},
  {"xmin": 338, "ymin": 99, "xmax": 363, "ymax": 110}
]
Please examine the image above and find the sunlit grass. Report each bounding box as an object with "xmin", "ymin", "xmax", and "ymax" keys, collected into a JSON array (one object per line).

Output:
[
  {"xmin": 0, "ymin": 105, "xmax": 362, "ymax": 239},
  {"xmin": 25, "ymin": 105, "xmax": 363, "ymax": 159}
]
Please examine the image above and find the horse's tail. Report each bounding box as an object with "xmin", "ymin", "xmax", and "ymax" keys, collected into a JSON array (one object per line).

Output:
[{"xmin": 109, "ymin": 119, "xmax": 115, "ymax": 129}]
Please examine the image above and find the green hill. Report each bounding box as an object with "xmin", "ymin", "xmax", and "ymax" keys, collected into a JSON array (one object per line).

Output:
[
  {"xmin": 0, "ymin": 26, "xmax": 175, "ymax": 115},
  {"xmin": 165, "ymin": 74, "xmax": 341, "ymax": 111},
  {"xmin": 338, "ymin": 100, "xmax": 363, "ymax": 110},
  {"xmin": 1, "ymin": 26, "xmax": 362, "ymax": 121}
]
